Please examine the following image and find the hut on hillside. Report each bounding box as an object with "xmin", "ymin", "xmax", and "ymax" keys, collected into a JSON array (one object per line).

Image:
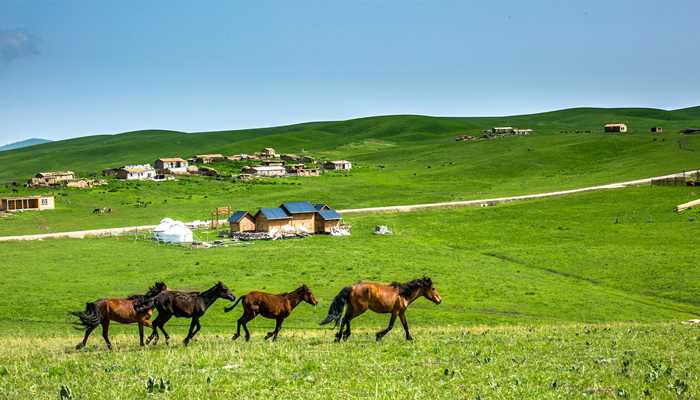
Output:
[
  {"xmin": 604, "ymin": 123, "xmax": 628, "ymax": 133},
  {"xmin": 254, "ymin": 208, "xmax": 293, "ymax": 233},
  {"xmin": 243, "ymin": 165, "xmax": 286, "ymax": 177},
  {"xmin": 29, "ymin": 171, "xmax": 75, "ymax": 187},
  {"xmin": 228, "ymin": 211, "xmax": 256, "ymax": 234},
  {"xmin": 194, "ymin": 154, "xmax": 225, "ymax": 164},
  {"xmin": 651, "ymin": 126, "xmax": 663, "ymax": 133},
  {"xmin": 115, "ymin": 164, "xmax": 157, "ymax": 180},
  {"xmin": 0, "ymin": 195, "xmax": 54, "ymax": 212},
  {"xmin": 280, "ymin": 201, "xmax": 316, "ymax": 233},
  {"xmin": 314, "ymin": 205, "xmax": 342, "ymax": 233},
  {"xmin": 285, "ymin": 164, "xmax": 320, "ymax": 176},
  {"xmin": 155, "ymin": 157, "xmax": 189, "ymax": 174},
  {"xmin": 260, "ymin": 148, "xmax": 277, "ymax": 158},
  {"xmin": 323, "ymin": 160, "xmax": 352, "ymax": 170}
]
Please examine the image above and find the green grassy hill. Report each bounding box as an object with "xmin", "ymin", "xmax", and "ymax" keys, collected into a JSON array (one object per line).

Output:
[{"xmin": 1, "ymin": 107, "xmax": 699, "ymax": 236}]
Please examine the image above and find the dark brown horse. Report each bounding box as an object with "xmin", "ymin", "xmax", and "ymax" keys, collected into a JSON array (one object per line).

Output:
[
  {"xmin": 136, "ymin": 281, "xmax": 235, "ymax": 346},
  {"xmin": 71, "ymin": 282, "xmax": 168, "ymax": 350},
  {"xmin": 224, "ymin": 285, "xmax": 318, "ymax": 341},
  {"xmin": 320, "ymin": 277, "xmax": 441, "ymax": 342}
]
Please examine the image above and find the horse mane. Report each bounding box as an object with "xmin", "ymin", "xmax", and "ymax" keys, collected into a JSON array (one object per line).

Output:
[
  {"xmin": 283, "ymin": 285, "xmax": 309, "ymax": 297},
  {"xmin": 390, "ymin": 277, "xmax": 432, "ymax": 298}
]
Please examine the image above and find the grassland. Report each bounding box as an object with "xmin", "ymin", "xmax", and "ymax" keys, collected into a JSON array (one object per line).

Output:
[{"xmin": 1, "ymin": 107, "xmax": 700, "ymax": 236}]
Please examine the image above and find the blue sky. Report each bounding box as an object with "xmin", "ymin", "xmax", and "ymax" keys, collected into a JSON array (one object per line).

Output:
[{"xmin": 1, "ymin": 1, "xmax": 698, "ymax": 145}]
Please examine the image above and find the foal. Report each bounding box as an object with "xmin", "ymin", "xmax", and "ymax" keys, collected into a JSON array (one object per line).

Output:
[
  {"xmin": 71, "ymin": 282, "xmax": 168, "ymax": 349},
  {"xmin": 225, "ymin": 285, "xmax": 317, "ymax": 341},
  {"xmin": 320, "ymin": 277, "xmax": 441, "ymax": 341},
  {"xmin": 136, "ymin": 281, "xmax": 235, "ymax": 346}
]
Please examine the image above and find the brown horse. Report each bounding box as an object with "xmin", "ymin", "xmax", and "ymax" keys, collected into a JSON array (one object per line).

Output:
[
  {"xmin": 224, "ymin": 285, "xmax": 318, "ymax": 341},
  {"xmin": 71, "ymin": 282, "xmax": 168, "ymax": 350},
  {"xmin": 320, "ymin": 277, "xmax": 441, "ymax": 342},
  {"xmin": 136, "ymin": 281, "xmax": 235, "ymax": 346}
]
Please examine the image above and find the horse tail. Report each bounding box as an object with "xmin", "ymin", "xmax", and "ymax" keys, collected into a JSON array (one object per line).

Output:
[
  {"xmin": 69, "ymin": 302, "xmax": 102, "ymax": 330},
  {"xmin": 223, "ymin": 296, "xmax": 244, "ymax": 313},
  {"xmin": 319, "ymin": 286, "xmax": 351, "ymax": 327}
]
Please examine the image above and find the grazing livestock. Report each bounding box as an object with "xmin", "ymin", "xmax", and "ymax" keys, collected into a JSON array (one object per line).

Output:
[
  {"xmin": 224, "ymin": 285, "xmax": 318, "ymax": 341},
  {"xmin": 320, "ymin": 277, "xmax": 441, "ymax": 342},
  {"xmin": 70, "ymin": 282, "xmax": 168, "ymax": 350},
  {"xmin": 136, "ymin": 282, "xmax": 235, "ymax": 346}
]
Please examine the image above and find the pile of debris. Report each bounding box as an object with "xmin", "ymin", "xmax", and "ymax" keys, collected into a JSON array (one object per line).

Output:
[
  {"xmin": 374, "ymin": 225, "xmax": 393, "ymax": 235},
  {"xmin": 330, "ymin": 224, "xmax": 352, "ymax": 236},
  {"xmin": 455, "ymin": 135, "xmax": 477, "ymax": 142}
]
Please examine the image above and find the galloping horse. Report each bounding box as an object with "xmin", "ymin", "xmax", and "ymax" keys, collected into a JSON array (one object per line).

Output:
[
  {"xmin": 136, "ymin": 281, "xmax": 235, "ymax": 346},
  {"xmin": 71, "ymin": 282, "xmax": 168, "ymax": 350},
  {"xmin": 224, "ymin": 285, "xmax": 318, "ymax": 341},
  {"xmin": 320, "ymin": 277, "xmax": 441, "ymax": 342}
]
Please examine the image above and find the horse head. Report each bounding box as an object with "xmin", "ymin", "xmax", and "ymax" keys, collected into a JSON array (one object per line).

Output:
[
  {"xmin": 420, "ymin": 277, "xmax": 442, "ymax": 305},
  {"xmin": 215, "ymin": 281, "xmax": 236, "ymax": 301},
  {"xmin": 299, "ymin": 284, "xmax": 318, "ymax": 306}
]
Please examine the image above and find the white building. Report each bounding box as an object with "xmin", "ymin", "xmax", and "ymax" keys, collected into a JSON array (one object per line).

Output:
[
  {"xmin": 323, "ymin": 160, "xmax": 353, "ymax": 170},
  {"xmin": 246, "ymin": 165, "xmax": 287, "ymax": 177},
  {"xmin": 155, "ymin": 158, "xmax": 189, "ymax": 174},
  {"xmin": 116, "ymin": 164, "xmax": 157, "ymax": 180}
]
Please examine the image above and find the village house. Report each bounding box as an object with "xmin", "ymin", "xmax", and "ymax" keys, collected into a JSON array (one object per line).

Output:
[
  {"xmin": 280, "ymin": 201, "xmax": 317, "ymax": 232},
  {"xmin": 301, "ymin": 155, "xmax": 316, "ymax": 164},
  {"xmin": 228, "ymin": 211, "xmax": 256, "ymax": 234},
  {"xmin": 260, "ymin": 148, "xmax": 277, "ymax": 158},
  {"xmin": 155, "ymin": 157, "xmax": 189, "ymax": 174},
  {"xmin": 492, "ymin": 127, "xmax": 514, "ymax": 134},
  {"xmin": 243, "ymin": 165, "xmax": 286, "ymax": 177},
  {"xmin": 285, "ymin": 164, "xmax": 320, "ymax": 177},
  {"xmin": 115, "ymin": 164, "xmax": 157, "ymax": 180},
  {"xmin": 651, "ymin": 127, "xmax": 663, "ymax": 133},
  {"xmin": 28, "ymin": 171, "xmax": 75, "ymax": 187},
  {"xmin": 314, "ymin": 204, "xmax": 342, "ymax": 233},
  {"xmin": 281, "ymin": 154, "xmax": 300, "ymax": 162},
  {"xmin": 194, "ymin": 154, "xmax": 225, "ymax": 164},
  {"xmin": 323, "ymin": 160, "xmax": 352, "ymax": 170},
  {"xmin": 261, "ymin": 160, "xmax": 285, "ymax": 167},
  {"xmin": 254, "ymin": 207, "xmax": 292, "ymax": 233},
  {"xmin": 0, "ymin": 195, "xmax": 55, "ymax": 212},
  {"xmin": 604, "ymin": 123, "xmax": 628, "ymax": 133},
  {"xmin": 513, "ymin": 129, "xmax": 533, "ymax": 135},
  {"xmin": 65, "ymin": 179, "xmax": 107, "ymax": 188}
]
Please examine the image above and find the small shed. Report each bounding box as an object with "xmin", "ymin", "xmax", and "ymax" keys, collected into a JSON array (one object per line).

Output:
[
  {"xmin": 244, "ymin": 165, "xmax": 286, "ymax": 177},
  {"xmin": 604, "ymin": 123, "xmax": 628, "ymax": 133},
  {"xmin": 315, "ymin": 208, "xmax": 342, "ymax": 233},
  {"xmin": 228, "ymin": 211, "xmax": 256, "ymax": 233},
  {"xmin": 323, "ymin": 160, "xmax": 352, "ymax": 170},
  {"xmin": 651, "ymin": 127, "xmax": 663, "ymax": 133},
  {"xmin": 0, "ymin": 195, "xmax": 54, "ymax": 212},
  {"xmin": 254, "ymin": 207, "xmax": 292, "ymax": 233},
  {"xmin": 280, "ymin": 201, "xmax": 316, "ymax": 233}
]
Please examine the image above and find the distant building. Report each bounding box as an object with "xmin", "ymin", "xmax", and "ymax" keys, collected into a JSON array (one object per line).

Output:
[
  {"xmin": 281, "ymin": 154, "xmax": 300, "ymax": 162},
  {"xmin": 155, "ymin": 158, "xmax": 188, "ymax": 174},
  {"xmin": 261, "ymin": 160, "xmax": 285, "ymax": 167},
  {"xmin": 228, "ymin": 211, "xmax": 256, "ymax": 234},
  {"xmin": 243, "ymin": 165, "xmax": 286, "ymax": 177},
  {"xmin": 651, "ymin": 127, "xmax": 663, "ymax": 133},
  {"xmin": 285, "ymin": 164, "xmax": 320, "ymax": 177},
  {"xmin": 492, "ymin": 127, "xmax": 514, "ymax": 134},
  {"xmin": 28, "ymin": 171, "xmax": 75, "ymax": 187},
  {"xmin": 115, "ymin": 164, "xmax": 157, "ymax": 180},
  {"xmin": 194, "ymin": 154, "xmax": 225, "ymax": 164},
  {"xmin": 323, "ymin": 160, "xmax": 352, "ymax": 170},
  {"xmin": 260, "ymin": 148, "xmax": 277, "ymax": 158},
  {"xmin": 280, "ymin": 201, "xmax": 317, "ymax": 233},
  {"xmin": 314, "ymin": 204, "xmax": 342, "ymax": 233},
  {"xmin": 604, "ymin": 123, "xmax": 628, "ymax": 133},
  {"xmin": 0, "ymin": 195, "xmax": 54, "ymax": 212},
  {"xmin": 513, "ymin": 129, "xmax": 533, "ymax": 135}
]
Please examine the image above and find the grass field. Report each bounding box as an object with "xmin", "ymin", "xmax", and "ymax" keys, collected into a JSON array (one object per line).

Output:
[{"xmin": 1, "ymin": 107, "xmax": 700, "ymax": 236}]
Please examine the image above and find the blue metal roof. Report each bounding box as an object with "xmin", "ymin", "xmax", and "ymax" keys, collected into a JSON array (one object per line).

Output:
[
  {"xmin": 228, "ymin": 211, "xmax": 250, "ymax": 223},
  {"xmin": 280, "ymin": 201, "xmax": 316, "ymax": 214},
  {"xmin": 314, "ymin": 203, "xmax": 329, "ymax": 211},
  {"xmin": 258, "ymin": 207, "xmax": 291, "ymax": 220},
  {"xmin": 318, "ymin": 209, "xmax": 342, "ymax": 221}
]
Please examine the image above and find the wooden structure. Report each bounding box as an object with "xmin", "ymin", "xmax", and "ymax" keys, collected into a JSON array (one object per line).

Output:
[
  {"xmin": 254, "ymin": 208, "xmax": 292, "ymax": 233},
  {"xmin": 280, "ymin": 201, "xmax": 316, "ymax": 232},
  {"xmin": 675, "ymin": 199, "xmax": 700, "ymax": 213},
  {"xmin": 0, "ymin": 195, "xmax": 54, "ymax": 212},
  {"xmin": 155, "ymin": 157, "xmax": 188, "ymax": 174},
  {"xmin": 228, "ymin": 211, "xmax": 256, "ymax": 233},
  {"xmin": 604, "ymin": 123, "xmax": 628, "ymax": 133},
  {"xmin": 314, "ymin": 205, "xmax": 342, "ymax": 233},
  {"xmin": 211, "ymin": 206, "xmax": 232, "ymax": 229},
  {"xmin": 650, "ymin": 127, "xmax": 663, "ymax": 133},
  {"xmin": 323, "ymin": 160, "xmax": 353, "ymax": 170}
]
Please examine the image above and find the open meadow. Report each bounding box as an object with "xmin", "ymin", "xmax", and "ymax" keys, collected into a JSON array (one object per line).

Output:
[{"xmin": 1, "ymin": 185, "xmax": 699, "ymax": 398}]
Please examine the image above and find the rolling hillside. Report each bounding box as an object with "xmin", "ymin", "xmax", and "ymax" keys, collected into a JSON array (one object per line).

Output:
[
  {"xmin": 0, "ymin": 138, "xmax": 51, "ymax": 152},
  {"xmin": 0, "ymin": 106, "xmax": 699, "ymax": 236}
]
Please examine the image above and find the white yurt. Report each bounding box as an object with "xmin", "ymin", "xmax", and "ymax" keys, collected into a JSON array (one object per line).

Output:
[{"xmin": 153, "ymin": 218, "xmax": 194, "ymax": 243}]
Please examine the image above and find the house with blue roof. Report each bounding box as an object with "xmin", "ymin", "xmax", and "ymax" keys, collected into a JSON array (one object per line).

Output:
[
  {"xmin": 228, "ymin": 211, "xmax": 256, "ymax": 233},
  {"xmin": 230, "ymin": 201, "xmax": 343, "ymax": 236},
  {"xmin": 253, "ymin": 207, "xmax": 292, "ymax": 233},
  {"xmin": 280, "ymin": 201, "xmax": 317, "ymax": 233},
  {"xmin": 315, "ymin": 208, "xmax": 342, "ymax": 233}
]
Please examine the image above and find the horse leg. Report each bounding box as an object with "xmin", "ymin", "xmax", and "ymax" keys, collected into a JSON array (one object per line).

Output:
[
  {"xmin": 183, "ymin": 317, "xmax": 198, "ymax": 346},
  {"xmin": 265, "ymin": 318, "xmax": 284, "ymax": 341},
  {"xmin": 399, "ymin": 311, "xmax": 412, "ymax": 341},
  {"xmin": 101, "ymin": 320, "xmax": 112, "ymax": 350},
  {"xmin": 146, "ymin": 314, "xmax": 162, "ymax": 345},
  {"xmin": 138, "ymin": 323, "xmax": 145, "ymax": 346},
  {"xmin": 158, "ymin": 314, "xmax": 172, "ymax": 344},
  {"xmin": 75, "ymin": 325, "xmax": 96, "ymax": 350},
  {"xmin": 376, "ymin": 312, "xmax": 397, "ymax": 341}
]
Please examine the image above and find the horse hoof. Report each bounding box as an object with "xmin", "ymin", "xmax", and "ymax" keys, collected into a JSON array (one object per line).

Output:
[
  {"xmin": 231, "ymin": 335, "xmax": 239, "ymax": 341},
  {"xmin": 406, "ymin": 336, "xmax": 414, "ymax": 341},
  {"xmin": 75, "ymin": 344, "xmax": 83, "ymax": 350}
]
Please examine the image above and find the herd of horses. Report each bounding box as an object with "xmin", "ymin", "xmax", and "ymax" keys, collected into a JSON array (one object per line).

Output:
[{"xmin": 70, "ymin": 277, "xmax": 442, "ymax": 349}]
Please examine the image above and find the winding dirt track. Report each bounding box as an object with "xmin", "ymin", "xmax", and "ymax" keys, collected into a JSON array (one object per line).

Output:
[{"xmin": 0, "ymin": 170, "xmax": 696, "ymax": 242}]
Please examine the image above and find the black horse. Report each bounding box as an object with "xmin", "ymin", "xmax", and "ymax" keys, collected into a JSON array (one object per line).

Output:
[{"xmin": 135, "ymin": 281, "xmax": 235, "ymax": 346}]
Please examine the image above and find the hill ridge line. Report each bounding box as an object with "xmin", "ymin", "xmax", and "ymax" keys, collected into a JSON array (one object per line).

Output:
[{"xmin": 0, "ymin": 169, "xmax": 697, "ymax": 242}]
